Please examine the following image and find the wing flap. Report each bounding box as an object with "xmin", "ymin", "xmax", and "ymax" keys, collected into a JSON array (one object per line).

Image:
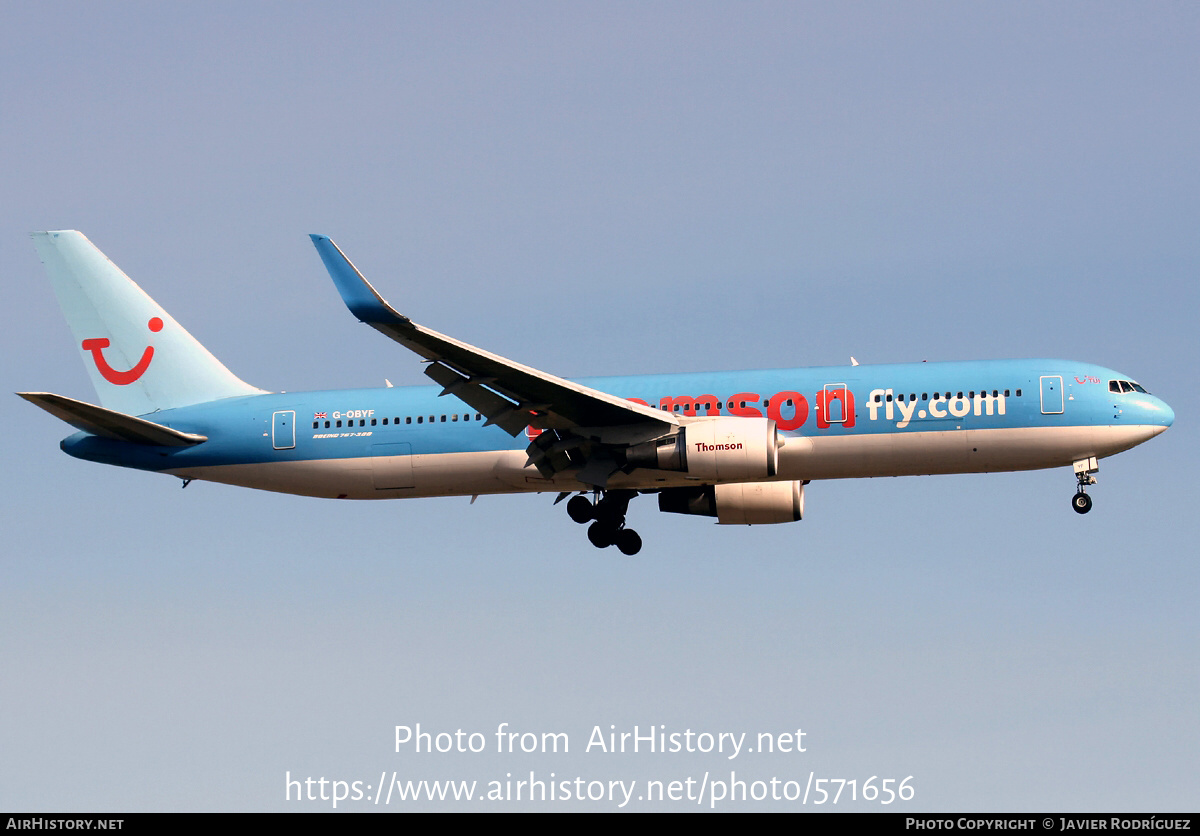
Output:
[
  {"xmin": 18, "ymin": 392, "xmax": 208, "ymax": 447},
  {"xmin": 423, "ymin": 361, "xmax": 532, "ymax": 436}
]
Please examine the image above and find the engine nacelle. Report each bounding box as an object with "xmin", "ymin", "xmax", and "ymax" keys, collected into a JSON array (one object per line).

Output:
[
  {"xmin": 625, "ymin": 417, "xmax": 781, "ymax": 481},
  {"xmin": 658, "ymin": 480, "xmax": 805, "ymax": 525}
]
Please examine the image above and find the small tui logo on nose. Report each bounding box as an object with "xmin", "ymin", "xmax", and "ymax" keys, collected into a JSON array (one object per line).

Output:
[{"xmin": 82, "ymin": 317, "xmax": 163, "ymax": 385}]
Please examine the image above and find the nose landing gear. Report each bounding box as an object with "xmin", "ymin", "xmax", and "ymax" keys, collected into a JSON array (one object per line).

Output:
[
  {"xmin": 565, "ymin": 490, "xmax": 643, "ymax": 554},
  {"xmin": 1072, "ymin": 457, "xmax": 1098, "ymax": 514}
]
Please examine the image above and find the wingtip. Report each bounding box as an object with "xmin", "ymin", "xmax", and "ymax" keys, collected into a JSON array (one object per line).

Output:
[{"xmin": 308, "ymin": 233, "xmax": 403, "ymax": 325}]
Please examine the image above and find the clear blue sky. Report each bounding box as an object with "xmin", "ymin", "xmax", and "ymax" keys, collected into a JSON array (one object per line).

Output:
[{"xmin": 2, "ymin": 1, "xmax": 1196, "ymax": 811}]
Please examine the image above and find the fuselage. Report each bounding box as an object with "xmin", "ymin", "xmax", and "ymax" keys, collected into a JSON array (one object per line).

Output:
[{"xmin": 60, "ymin": 358, "xmax": 1174, "ymax": 500}]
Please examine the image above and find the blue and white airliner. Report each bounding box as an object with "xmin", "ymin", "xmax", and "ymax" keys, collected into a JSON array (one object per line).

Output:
[{"xmin": 21, "ymin": 231, "xmax": 1174, "ymax": 555}]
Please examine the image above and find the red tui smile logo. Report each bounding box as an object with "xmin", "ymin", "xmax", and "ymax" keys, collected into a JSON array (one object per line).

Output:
[{"xmin": 82, "ymin": 317, "xmax": 163, "ymax": 385}]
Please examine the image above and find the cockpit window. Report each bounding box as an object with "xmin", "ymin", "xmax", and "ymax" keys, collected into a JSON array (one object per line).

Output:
[{"xmin": 1109, "ymin": 379, "xmax": 1152, "ymax": 395}]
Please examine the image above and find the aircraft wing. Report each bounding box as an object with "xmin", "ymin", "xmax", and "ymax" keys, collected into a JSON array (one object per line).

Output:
[{"xmin": 310, "ymin": 235, "xmax": 677, "ymax": 448}]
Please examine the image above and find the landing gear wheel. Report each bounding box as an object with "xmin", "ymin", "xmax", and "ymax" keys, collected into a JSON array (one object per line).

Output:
[
  {"xmin": 581, "ymin": 490, "xmax": 640, "ymax": 550},
  {"xmin": 587, "ymin": 521, "xmax": 616, "ymax": 548},
  {"xmin": 615, "ymin": 528, "xmax": 642, "ymax": 556},
  {"xmin": 1072, "ymin": 492, "xmax": 1093, "ymax": 514},
  {"xmin": 567, "ymin": 495, "xmax": 593, "ymax": 524}
]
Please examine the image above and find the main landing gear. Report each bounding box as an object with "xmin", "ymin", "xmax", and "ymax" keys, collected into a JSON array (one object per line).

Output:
[
  {"xmin": 565, "ymin": 490, "xmax": 643, "ymax": 555},
  {"xmin": 1071, "ymin": 456, "xmax": 1098, "ymax": 515}
]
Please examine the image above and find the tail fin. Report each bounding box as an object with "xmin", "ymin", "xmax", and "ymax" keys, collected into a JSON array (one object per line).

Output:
[{"xmin": 31, "ymin": 231, "xmax": 264, "ymax": 415}]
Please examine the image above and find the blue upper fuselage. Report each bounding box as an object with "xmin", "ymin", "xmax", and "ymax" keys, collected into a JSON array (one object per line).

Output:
[{"xmin": 60, "ymin": 358, "xmax": 1174, "ymax": 473}]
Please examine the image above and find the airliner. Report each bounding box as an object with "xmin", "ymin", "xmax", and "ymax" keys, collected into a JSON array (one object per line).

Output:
[{"xmin": 21, "ymin": 231, "xmax": 1174, "ymax": 555}]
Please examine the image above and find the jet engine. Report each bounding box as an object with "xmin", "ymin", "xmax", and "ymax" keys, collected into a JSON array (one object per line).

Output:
[
  {"xmin": 624, "ymin": 417, "xmax": 782, "ymax": 481},
  {"xmin": 658, "ymin": 480, "xmax": 805, "ymax": 525}
]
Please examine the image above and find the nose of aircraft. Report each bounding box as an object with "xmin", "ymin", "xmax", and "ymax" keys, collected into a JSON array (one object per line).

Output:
[
  {"xmin": 1147, "ymin": 395, "xmax": 1174, "ymax": 429},
  {"xmin": 1159, "ymin": 397, "xmax": 1174, "ymax": 427}
]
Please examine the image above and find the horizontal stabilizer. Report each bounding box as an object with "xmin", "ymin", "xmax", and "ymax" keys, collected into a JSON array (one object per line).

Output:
[{"xmin": 18, "ymin": 392, "xmax": 208, "ymax": 447}]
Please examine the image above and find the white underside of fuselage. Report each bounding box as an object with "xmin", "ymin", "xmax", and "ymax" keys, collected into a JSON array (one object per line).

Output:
[{"xmin": 165, "ymin": 424, "xmax": 1166, "ymax": 500}]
